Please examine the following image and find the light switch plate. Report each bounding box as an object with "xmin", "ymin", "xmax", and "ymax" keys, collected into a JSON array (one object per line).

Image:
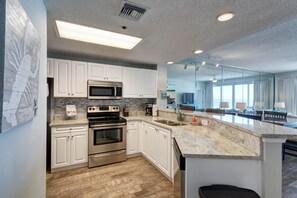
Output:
[{"xmin": 201, "ymin": 119, "xmax": 208, "ymax": 126}]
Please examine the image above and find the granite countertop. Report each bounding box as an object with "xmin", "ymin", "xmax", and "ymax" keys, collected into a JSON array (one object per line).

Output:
[
  {"xmin": 173, "ymin": 125, "xmax": 260, "ymax": 159},
  {"xmin": 49, "ymin": 118, "xmax": 89, "ymax": 127},
  {"xmin": 125, "ymin": 115, "xmax": 259, "ymax": 159},
  {"xmin": 49, "ymin": 114, "xmax": 88, "ymax": 127},
  {"xmin": 125, "ymin": 116, "xmax": 188, "ymax": 130},
  {"xmin": 157, "ymin": 109, "xmax": 297, "ymax": 139},
  {"xmin": 199, "ymin": 112, "xmax": 297, "ymax": 138}
]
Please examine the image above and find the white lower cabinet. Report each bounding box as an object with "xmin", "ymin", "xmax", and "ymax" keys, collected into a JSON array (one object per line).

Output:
[
  {"xmin": 51, "ymin": 124, "xmax": 88, "ymax": 170},
  {"xmin": 127, "ymin": 121, "xmax": 139, "ymax": 155},
  {"xmin": 126, "ymin": 121, "xmax": 172, "ymax": 179},
  {"xmin": 141, "ymin": 122, "xmax": 172, "ymax": 178}
]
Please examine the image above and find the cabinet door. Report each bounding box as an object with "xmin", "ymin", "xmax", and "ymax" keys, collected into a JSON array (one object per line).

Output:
[
  {"xmin": 105, "ymin": 65, "xmax": 122, "ymax": 82},
  {"xmin": 51, "ymin": 132, "xmax": 71, "ymax": 169},
  {"xmin": 142, "ymin": 124, "xmax": 149, "ymax": 157},
  {"xmin": 87, "ymin": 63, "xmax": 105, "ymax": 81},
  {"xmin": 47, "ymin": 58, "xmax": 54, "ymax": 78},
  {"xmin": 71, "ymin": 61, "xmax": 88, "ymax": 97},
  {"xmin": 157, "ymin": 128, "xmax": 171, "ymax": 176},
  {"xmin": 140, "ymin": 69, "xmax": 157, "ymax": 98},
  {"xmin": 122, "ymin": 67, "xmax": 140, "ymax": 98},
  {"xmin": 147, "ymin": 126, "xmax": 159, "ymax": 164},
  {"xmin": 127, "ymin": 127, "xmax": 138, "ymax": 155},
  {"xmin": 54, "ymin": 59, "xmax": 72, "ymax": 97},
  {"xmin": 70, "ymin": 130, "xmax": 88, "ymax": 165}
]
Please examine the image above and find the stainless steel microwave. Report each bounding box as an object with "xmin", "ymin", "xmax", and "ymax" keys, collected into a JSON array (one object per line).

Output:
[{"xmin": 88, "ymin": 80, "xmax": 122, "ymax": 99}]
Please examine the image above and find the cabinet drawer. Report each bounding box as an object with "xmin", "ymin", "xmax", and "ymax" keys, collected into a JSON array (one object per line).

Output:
[
  {"xmin": 127, "ymin": 121, "xmax": 138, "ymax": 129},
  {"xmin": 52, "ymin": 125, "xmax": 88, "ymax": 134}
]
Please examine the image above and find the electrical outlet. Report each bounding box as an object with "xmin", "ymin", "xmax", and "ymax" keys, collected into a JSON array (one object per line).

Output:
[{"xmin": 201, "ymin": 119, "xmax": 208, "ymax": 126}]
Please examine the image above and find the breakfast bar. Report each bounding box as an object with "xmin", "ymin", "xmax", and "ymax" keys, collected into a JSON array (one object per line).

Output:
[{"xmin": 155, "ymin": 110, "xmax": 297, "ymax": 198}]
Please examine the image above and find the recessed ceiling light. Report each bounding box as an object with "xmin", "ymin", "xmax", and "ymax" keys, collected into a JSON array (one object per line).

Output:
[
  {"xmin": 202, "ymin": 61, "xmax": 206, "ymax": 66},
  {"xmin": 167, "ymin": 61, "xmax": 174, "ymax": 64},
  {"xmin": 217, "ymin": 12, "xmax": 234, "ymax": 22},
  {"xmin": 216, "ymin": 64, "xmax": 219, "ymax": 67},
  {"xmin": 194, "ymin": 49, "xmax": 203, "ymax": 54},
  {"xmin": 55, "ymin": 20, "xmax": 142, "ymax": 50}
]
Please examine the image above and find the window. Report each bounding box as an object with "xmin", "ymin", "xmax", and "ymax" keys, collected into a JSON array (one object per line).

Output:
[
  {"xmin": 222, "ymin": 85, "xmax": 233, "ymax": 109},
  {"xmin": 235, "ymin": 84, "xmax": 248, "ymax": 105},
  {"xmin": 249, "ymin": 84, "xmax": 254, "ymax": 107},
  {"xmin": 212, "ymin": 83, "xmax": 254, "ymax": 109},
  {"xmin": 213, "ymin": 86, "xmax": 221, "ymax": 108}
]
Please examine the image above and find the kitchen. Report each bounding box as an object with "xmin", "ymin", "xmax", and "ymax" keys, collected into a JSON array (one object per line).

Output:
[{"xmin": 1, "ymin": 0, "xmax": 297, "ymax": 198}]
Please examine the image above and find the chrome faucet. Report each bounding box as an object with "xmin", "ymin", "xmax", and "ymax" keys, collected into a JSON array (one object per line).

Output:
[{"xmin": 177, "ymin": 109, "xmax": 185, "ymax": 121}]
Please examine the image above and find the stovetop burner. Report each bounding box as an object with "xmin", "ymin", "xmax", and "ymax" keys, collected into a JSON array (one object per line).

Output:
[{"xmin": 87, "ymin": 105, "xmax": 126, "ymax": 127}]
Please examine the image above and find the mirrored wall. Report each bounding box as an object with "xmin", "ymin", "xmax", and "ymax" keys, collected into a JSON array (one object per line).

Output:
[{"xmin": 166, "ymin": 62, "xmax": 275, "ymax": 112}]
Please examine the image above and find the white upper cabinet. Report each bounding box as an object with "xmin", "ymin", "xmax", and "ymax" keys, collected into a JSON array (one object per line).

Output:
[
  {"xmin": 122, "ymin": 67, "xmax": 140, "ymax": 98},
  {"xmin": 122, "ymin": 68, "xmax": 157, "ymax": 98},
  {"xmin": 71, "ymin": 61, "xmax": 88, "ymax": 97},
  {"xmin": 54, "ymin": 59, "xmax": 87, "ymax": 97},
  {"xmin": 54, "ymin": 59, "xmax": 72, "ymax": 97},
  {"xmin": 141, "ymin": 69, "xmax": 157, "ymax": 98},
  {"xmin": 47, "ymin": 58, "xmax": 54, "ymax": 78},
  {"xmin": 88, "ymin": 63, "xmax": 122, "ymax": 82}
]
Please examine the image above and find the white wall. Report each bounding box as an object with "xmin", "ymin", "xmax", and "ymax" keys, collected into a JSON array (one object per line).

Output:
[{"xmin": 0, "ymin": 0, "xmax": 47, "ymax": 198}]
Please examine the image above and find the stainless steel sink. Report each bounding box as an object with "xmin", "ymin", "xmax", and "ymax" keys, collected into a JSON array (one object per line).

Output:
[{"xmin": 154, "ymin": 120, "xmax": 187, "ymax": 126}]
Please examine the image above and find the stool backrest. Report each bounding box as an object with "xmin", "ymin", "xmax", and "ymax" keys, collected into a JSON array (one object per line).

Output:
[
  {"xmin": 263, "ymin": 111, "xmax": 287, "ymax": 122},
  {"xmin": 206, "ymin": 108, "xmax": 225, "ymax": 114}
]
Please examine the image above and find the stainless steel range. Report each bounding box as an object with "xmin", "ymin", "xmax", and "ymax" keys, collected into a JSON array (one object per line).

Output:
[{"xmin": 87, "ymin": 105, "xmax": 127, "ymax": 168}]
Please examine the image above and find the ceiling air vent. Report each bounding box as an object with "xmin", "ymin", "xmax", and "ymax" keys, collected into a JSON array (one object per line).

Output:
[{"xmin": 119, "ymin": 2, "xmax": 147, "ymax": 21}]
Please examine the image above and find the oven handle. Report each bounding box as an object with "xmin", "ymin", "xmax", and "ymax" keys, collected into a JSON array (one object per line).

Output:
[
  {"xmin": 90, "ymin": 150, "xmax": 126, "ymax": 158},
  {"xmin": 90, "ymin": 124, "xmax": 126, "ymax": 130}
]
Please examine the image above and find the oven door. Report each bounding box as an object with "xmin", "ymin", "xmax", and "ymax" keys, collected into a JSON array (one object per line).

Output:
[{"xmin": 89, "ymin": 125, "xmax": 127, "ymax": 154}]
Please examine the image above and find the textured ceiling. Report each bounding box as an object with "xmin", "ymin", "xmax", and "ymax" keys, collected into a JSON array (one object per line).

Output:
[{"xmin": 44, "ymin": 0, "xmax": 297, "ymax": 72}]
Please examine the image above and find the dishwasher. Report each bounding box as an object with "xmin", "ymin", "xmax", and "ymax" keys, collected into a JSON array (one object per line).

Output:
[{"xmin": 173, "ymin": 138, "xmax": 186, "ymax": 198}]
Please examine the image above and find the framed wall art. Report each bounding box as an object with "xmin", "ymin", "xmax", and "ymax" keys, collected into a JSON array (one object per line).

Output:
[{"xmin": 0, "ymin": 0, "xmax": 41, "ymax": 133}]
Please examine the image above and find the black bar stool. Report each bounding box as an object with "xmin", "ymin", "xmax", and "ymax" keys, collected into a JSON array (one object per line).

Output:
[{"xmin": 199, "ymin": 185, "xmax": 260, "ymax": 198}]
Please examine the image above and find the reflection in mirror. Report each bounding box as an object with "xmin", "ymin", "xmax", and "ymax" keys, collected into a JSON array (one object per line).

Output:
[{"xmin": 166, "ymin": 62, "xmax": 274, "ymax": 114}]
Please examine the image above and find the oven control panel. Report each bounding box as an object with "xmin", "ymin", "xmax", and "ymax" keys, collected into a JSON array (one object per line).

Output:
[{"xmin": 87, "ymin": 105, "xmax": 120, "ymax": 113}]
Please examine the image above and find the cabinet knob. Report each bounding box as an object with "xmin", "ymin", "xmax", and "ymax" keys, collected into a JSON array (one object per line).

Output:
[
  {"xmin": 71, "ymin": 136, "xmax": 73, "ymax": 139},
  {"xmin": 68, "ymin": 93, "xmax": 70, "ymax": 96},
  {"xmin": 72, "ymin": 93, "xmax": 74, "ymax": 96}
]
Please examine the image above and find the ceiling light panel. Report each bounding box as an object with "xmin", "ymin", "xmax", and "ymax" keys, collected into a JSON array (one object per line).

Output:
[
  {"xmin": 167, "ymin": 61, "xmax": 174, "ymax": 64},
  {"xmin": 55, "ymin": 20, "xmax": 142, "ymax": 50}
]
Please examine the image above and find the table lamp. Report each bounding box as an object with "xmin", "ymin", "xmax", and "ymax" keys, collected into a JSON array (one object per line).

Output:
[
  {"xmin": 274, "ymin": 102, "xmax": 286, "ymax": 112},
  {"xmin": 236, "ymin": 102, "xmax": 246, "ymax": 112},
  {"xmin": 219, "ymin": 102, "xmax": 229, "ymax": 109}
]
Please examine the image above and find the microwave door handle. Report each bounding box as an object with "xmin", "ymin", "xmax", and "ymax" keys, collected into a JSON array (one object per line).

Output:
[{"xmin": 114, "ymin": 86, "xmax": 117, "ymax": 97}]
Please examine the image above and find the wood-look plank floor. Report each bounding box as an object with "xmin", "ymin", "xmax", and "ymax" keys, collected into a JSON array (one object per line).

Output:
[
  {"xmin": 47, "ymin": 156, "xmax": 175, "ymax": 198},
  {"xmin": 283, "ymin": 155, "xmax": 297, "ymax": 198}
]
